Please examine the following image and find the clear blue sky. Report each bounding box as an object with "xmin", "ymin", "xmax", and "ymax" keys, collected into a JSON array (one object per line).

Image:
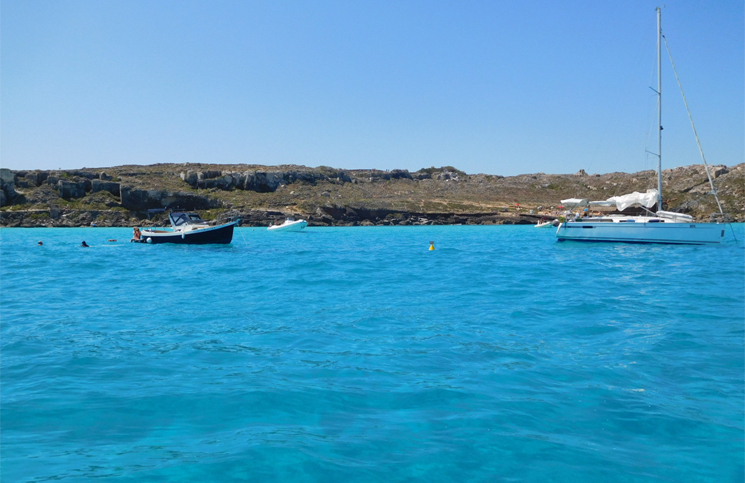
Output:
[{"xmin": 2, "ymin": 0, "xmax": 743, "ymax": 175}]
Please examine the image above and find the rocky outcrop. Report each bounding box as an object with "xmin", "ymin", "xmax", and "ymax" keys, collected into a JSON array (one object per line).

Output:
[
  {"xmin": 179, "ymin": 167, "xmax": 431, "ymax": 191},
  {"xmin": 215, "ymin": 206, "xmax": 542, "ymax": 227},
  {"xmin": 15, "ymin": 171, "xmax": 50, "ymax": 188},
  {"xmin": 91, "ymin": 180, "xmax": 121, "ymax": 197},
  {"xmin": 1, "ymin": 162, "xmax": 742, "ymax": 227},
  {"xmin": 358, "ymin": 169, "xmax": 414, "ymax": 182},
  {"xmin": 0, "ymin": 168, "xmax": 17, "ymax": 207},
  {"xmin": 119, "ymin": 186, "xmax": 221, "ymax": 212},
  {"xmin": 306, "ymin": 205, "xmax": 538, "ymax": 226},
  {"xmin": 0, "ymin": 209, "xmax": 131, "ymax": 228},
  {"xmin": 58, "ymin": 180, "xmax": 87, "ymax": 199},
  {"xmin": 65, "ymin": 170, "xmax": 98, "ymax": 180},
  {"xmin": 180, "ymin": 168, "xmax": 350, "ymax": 192}
]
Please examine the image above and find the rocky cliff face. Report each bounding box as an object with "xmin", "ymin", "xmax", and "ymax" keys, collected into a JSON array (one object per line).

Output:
[
  {"xmin": 118, "ymin": 187, "xmax": 222, "ymax": 211},
  {"xmin": 179, "ymin": 168, "xmax": 340, "ymax": 192},
  {"xmin": 1, "ymin": 162, "xmax": 742, "ymax": 227},
  {"xmin": 0, "ymin": 168, "xmax": 18, "ymax": 207}
]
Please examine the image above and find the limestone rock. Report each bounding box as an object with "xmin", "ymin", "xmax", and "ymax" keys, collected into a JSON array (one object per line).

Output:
[
  {"xmin": 0, "ymin": 168, "xmax": 17, "ymax": 206},
  {"xmin": 58, "ymin": 180, "xmax": 86, "ymax": 199},
  {"xmin": 436, "ymin": 171, "xmax": 455, "ymax": 181},
  {"xmin": 180, "ymin": 170, "xmax": 198, "ymax": 185},
  {"xmin": 0, "ymin": 168, "xmax": 15, "ymax": 184},
  {"xmin": 180, "ymin": 167, "xmax": 345, "ymax": 192},
  {"xmin": 708, "ymin": 165, "xmax": 728, "ymax": 178},
  {"xmin": 24, "ymin": 171, "xmax": 49, "ymax": 186},
  {"xmin": 91, "ymin": 179, "xmax": 121, "ymax": 197},
  {"xmin": 120, "ymin": 186, "xmax": 221, "ymax": 211}
]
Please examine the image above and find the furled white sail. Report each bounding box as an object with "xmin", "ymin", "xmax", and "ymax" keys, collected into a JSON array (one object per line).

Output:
[
  {"xmin": 562, "ymin": 190, "xmax": 658, "ymax": 211},
  {"xmin": 587, "ymin": 189, "xmax": 659, "ymax": 211}
]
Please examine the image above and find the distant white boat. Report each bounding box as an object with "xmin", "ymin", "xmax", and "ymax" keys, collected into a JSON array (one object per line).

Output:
[
  {"xmin": 268, "ymin": 218, "xmax": 307, "ymax": 232},
  {"xmin": 535, "ymin": 219, "xmax": 556, "ymax": 228},
  {"xmin": 555, "ymin": 8, "xmax": 726, "ymax": 246}
]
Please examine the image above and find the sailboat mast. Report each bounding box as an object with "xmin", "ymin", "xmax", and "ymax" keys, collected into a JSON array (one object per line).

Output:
[{"xmin": 656, "ymin": 7, "xmax": 663, "ymax": 210}]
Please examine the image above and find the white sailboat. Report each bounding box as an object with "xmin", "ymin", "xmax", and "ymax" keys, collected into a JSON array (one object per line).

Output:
[{"xmin": 555, "ymin": 8, "xmax": 727, "ymax": 245}]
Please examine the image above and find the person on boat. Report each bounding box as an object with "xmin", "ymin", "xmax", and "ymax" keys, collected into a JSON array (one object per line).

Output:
[
  {"xmin": 81, "ymin": 241, "xmax": 90, "ymax": 247},
  {"xmin": 133, "ymin": 227, "xmax": 142, "ymax": 241}
]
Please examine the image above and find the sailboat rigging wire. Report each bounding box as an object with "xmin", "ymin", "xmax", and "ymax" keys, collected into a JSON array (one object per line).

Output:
[{"xmin": 662, "ymin": 34, "xmax": 725, "ymax": 217}]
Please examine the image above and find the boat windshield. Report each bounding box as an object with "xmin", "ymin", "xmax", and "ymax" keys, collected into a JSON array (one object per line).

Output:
[{"xmin": 170, "ymin": 212, "xmax": 204, "ymax": 227}]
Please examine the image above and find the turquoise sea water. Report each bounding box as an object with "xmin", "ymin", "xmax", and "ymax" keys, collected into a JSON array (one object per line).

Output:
[{"xmin": 2, "ymin": 225, "xmax": 744, "ymax": 482}]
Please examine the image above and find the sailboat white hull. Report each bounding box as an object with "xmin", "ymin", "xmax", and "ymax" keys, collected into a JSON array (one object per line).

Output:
[{"xmin": 556, "ymin": 220, "xmax": 724, "ymax": 245}]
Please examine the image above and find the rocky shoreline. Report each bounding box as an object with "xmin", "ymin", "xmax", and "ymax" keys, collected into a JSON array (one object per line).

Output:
[
  {"xmin": 1, "ymin": 162, "xmax": 742, "ymax": 228},
  {"xmin": 0, "ymin": 207, "xmax": 545, "ymax": 228}
]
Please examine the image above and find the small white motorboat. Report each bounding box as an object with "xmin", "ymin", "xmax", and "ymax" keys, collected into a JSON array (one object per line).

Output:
[
  {"xmin": 267, "ymin": 218, "xmax": 308, "ymax": 232},
  {"xmin": 535, "ymin": 218, "xmax": 556, "ymax": 228}
]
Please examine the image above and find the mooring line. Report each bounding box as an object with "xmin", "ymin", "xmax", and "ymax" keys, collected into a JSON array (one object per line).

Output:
[{"xmin": 238, "ymin": 224, "xmax": 249, "ymax": 247}]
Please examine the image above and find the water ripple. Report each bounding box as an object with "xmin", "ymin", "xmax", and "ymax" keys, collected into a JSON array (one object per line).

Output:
[{"xmin": 1, "ymin": 225, "xmax": 743, "ymax": 482}]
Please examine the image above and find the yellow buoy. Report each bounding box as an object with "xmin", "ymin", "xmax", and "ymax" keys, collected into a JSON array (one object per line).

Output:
[{"xmin": 429, "ymin": 241, "xmax": 435, "ymax": 251}]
